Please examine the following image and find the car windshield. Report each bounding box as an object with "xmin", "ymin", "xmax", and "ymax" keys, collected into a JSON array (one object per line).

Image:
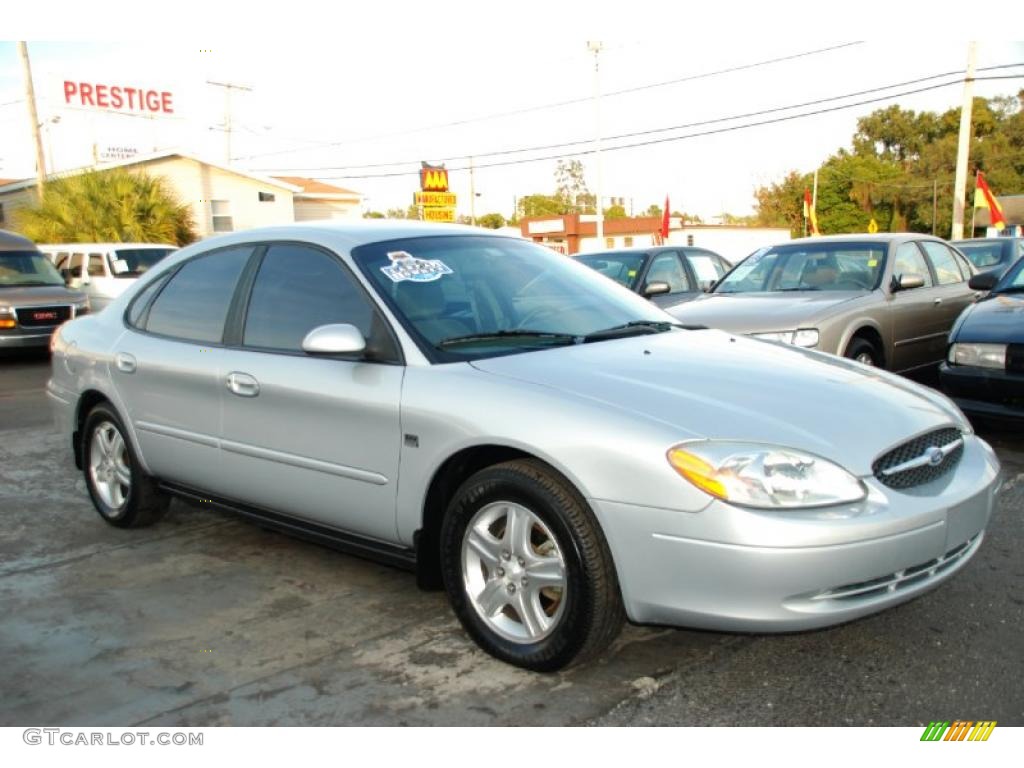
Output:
[
  {"xmin": 955, "ymin": 241, "xmax": 1006, "ymax": 269},
  {"xmin": 995, "ymin": 257, "xmax": 1024, "ymax": 293},
  {"xmin": 714, "ymin": 242, "xmax": 885, "ymax": 293},
  {"xmin": 352, "ymin": 235, "xmax": 675, "ymax": 361},
  {"xmin": 112, "ymin": 248, "xmax": 176, "ymax": 278},
  {"xmin": 0, "ymin": 250, "xmax": 66, "ymax": 287},
  {"xmin": 575, "ymin": 251, "xmax": 648, "ymax": 289}
]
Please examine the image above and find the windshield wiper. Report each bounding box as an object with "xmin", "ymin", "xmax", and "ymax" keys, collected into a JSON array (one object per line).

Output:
[
  {"xmin": 437, "ymin": 330, "xmax": 577, "ymax": 349},
  {"xmin": 777, "ymin": 286, "xmax": 821, "ymax": 291},
  {"xmin": 3, "ymin": 281, "xmax": 62, "ymax": 287},
  {"xmin": 582, "ymin": 320, "xmax": 680, "ymax": 342}
]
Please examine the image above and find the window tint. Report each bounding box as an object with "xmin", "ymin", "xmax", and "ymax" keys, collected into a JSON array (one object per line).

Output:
[
  {"xmin": 243, "ymin": 244, "xmax": 374, "ymax": 351},
  {"xmin": 127, "ymin": 273, "xmax": 173, "ymax": 327},
  {"xmin": 645, "ymin": 252, "xmax": 691, "ymax": 293},
  {"xmin": 956, "ymin": 242, "xmax": 1004, "ymax": 268},
  {"xmin": 70, "ymin": 253, "xmax": 85, "ymax": 278},
  {"xmin": 920, "ymin": 242, "xmax": 964, "ymax": 285},
  {"xmin": 144, "ymin": 246, "xmax": 251, "ymax": 343},
  {"xmin": 88, "ymin": 254, "xmax": 105, "ymax": 277},
  {"xmin": 892, "ymin": 243, "xmax": 933, "ymax": 288}
]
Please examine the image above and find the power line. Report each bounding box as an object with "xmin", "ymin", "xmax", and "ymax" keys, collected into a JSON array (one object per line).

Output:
[
  {"xmin": 234, "ymin": 42, "xmax": 865, "ymax": 161},
  {"xmin": 255, "ymin": 64, "xmax": 1023, "ymax": 174},
  {"xmin": 305, "ymin": 73, "xmax": 1024, "ymax": 180}
]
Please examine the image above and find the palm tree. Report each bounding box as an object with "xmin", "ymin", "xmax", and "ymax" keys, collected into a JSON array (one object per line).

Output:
[{"xmin": 16, "ymin": 168, "xmax": 196, "ymax": 245}]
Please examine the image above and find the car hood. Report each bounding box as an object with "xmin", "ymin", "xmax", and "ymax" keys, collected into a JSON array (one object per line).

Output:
[
  {"xmin": 470, "ymin": 329, "xmax": 964, "ymax": 477},
  {"xmin": 954, "ymin": 293, "xmax": 1024, "ymax": 344},
  {"xmin": 667, "ymin": 291, "xmax": 866, "ymax": 332},
  {"xmin": 0, "ymin": 285, "xmax": 87, "ymax": 306}
]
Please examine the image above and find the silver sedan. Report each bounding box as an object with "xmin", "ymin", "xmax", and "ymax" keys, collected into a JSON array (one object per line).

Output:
[{"xmin": 48, "ymin": 222, "xmax": 1001, "ymax": 671}]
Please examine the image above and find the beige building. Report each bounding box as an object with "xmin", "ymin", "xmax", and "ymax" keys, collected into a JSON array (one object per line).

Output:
[{"xmin": 0, "ymin": 151, "xmax": 364, "ymax": 239}]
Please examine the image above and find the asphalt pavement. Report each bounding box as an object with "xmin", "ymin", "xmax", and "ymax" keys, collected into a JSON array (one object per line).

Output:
[{"xmin": 0, "ymin": 351, "xmax": 1021, "ymax": 726}]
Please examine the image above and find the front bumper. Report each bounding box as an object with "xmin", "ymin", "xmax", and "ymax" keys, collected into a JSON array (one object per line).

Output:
[
  {"xmin": 0, "ymin": 328, "xmax": 56, "ymax": 348},
  {"xmin": 590, "ymin": 434, "xmax": 1000, "ymax": 631},
  {"xmin": 939, "ymin": 362, "xmax": 1024, "ymax": 424}
]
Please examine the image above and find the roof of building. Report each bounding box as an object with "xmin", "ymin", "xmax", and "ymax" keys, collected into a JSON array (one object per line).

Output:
[
  {"xmin": 271, "ymin": 176, "xmax": 362, "ymax": 199},
  {"xmin": 0, "ymin": 150, "xmax": 303, "ymax": 195},
  {"xmin": 975, "ymin": 194, "xmax": 1024, "ymax": 226}
]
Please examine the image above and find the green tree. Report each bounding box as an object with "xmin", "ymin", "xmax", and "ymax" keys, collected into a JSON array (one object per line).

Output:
[
  {"xmin": 554, "ymin": 159, "xmax": 593, "ymax": 213},
  {"xmin": 603, "ymin": 204, "xmax": 627, "ymax": 219},
  {"xmin": 518, "ymin": 193, "xmax": 565, "ymax": 218},
  {"xmin": 362, "ymin": 210, "xmax": 386, "ymax": 219},
  {"xmin": 16, "ymin": 168, "xmax": 196, "ymax": 245},
  {"xmin": 476, "ymin": 212, "xmax": 505, "ymax": 229}
]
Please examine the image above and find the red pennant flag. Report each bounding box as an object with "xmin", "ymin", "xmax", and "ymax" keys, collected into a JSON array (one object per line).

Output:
[
  {"xmin": 803, "ymin": 189, "xmax": 820, "ymax": 235},
  {"xmin": 974, "ymin": 171, "xmax": 1007, "ymax": 231},
  {"xmin": 660, "ymin": 195, "xmax": 670, "ymax": 240}
]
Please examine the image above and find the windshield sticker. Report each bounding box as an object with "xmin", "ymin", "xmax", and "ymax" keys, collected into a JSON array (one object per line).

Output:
[
  {"xmin": 627, "ymin": 269, "xmax": 637, "ymax": 278},
  {"xmin": 380, "ymin": 251, "xmax": 453, "ymax": 283},
  {"xmin": 867, "ymin": 259, "xmax": 878, "ymax": 267}
]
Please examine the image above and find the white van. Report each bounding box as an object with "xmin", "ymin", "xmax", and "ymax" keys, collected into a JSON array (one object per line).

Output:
[{"xmin": 40, "ymin": 243, "xmax": 177, "ymax": 312}]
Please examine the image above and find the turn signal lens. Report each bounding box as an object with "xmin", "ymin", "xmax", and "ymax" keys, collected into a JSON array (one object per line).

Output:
[
  {"xmin": 0, "ymin": 319, "xmax": 16, "ymax": 329},
  {"xmin": 667, "ymin": 448, "xmax": 728, "ymax": 500}
]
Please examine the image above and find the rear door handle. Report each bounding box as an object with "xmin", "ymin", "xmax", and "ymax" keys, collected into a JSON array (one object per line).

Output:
[
  {"xmin": 115, "ymin": 352, "xmax": 137, "ymax": 374},
  {"xmin": 225, "ymin": 372, "xmax": 260, "ymax": 398},
  {"xmin": 933, "ymin": 298, "xmax": 942, "ymax": 306}
]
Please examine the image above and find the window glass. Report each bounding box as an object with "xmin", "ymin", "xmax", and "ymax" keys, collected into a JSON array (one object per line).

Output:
[
  {"xmin": 955, "ymin": 242, "xmax": 1004, "ymax": 268},
  {"xmin": 688, "ymin": 254, "xmax": 721, "ymax": 284},
  {"xmin": 70, "ymin": 253, "xmax": 85, "ymax": 278},
  {"xmin": 112, "ymin": 248, "xmax": 175, "ymax": 278},
  {"xmin": 127, "ymin": 273, "xmax": 173, "ymax": 327},
  {"xmin": 144, "ymin": 246, "xmax": 251, "ymax": 342},
  {"xmin": 646, "ymin": 253, "xmax": 692, "ymax": 293},
  {"xmin": 715, "ymin": 243, "xmax": 884, "ymax": 293},
  {"xmin": 920, "ymin": 241, "xmax": 964, "ymax": 285},
  {"xmin": 0, "ymin": 250, "xmax": 66, "ymax": 286},
  {"xmin": 211, "ymin": 200, "xmax": 233, "ymax": 233},
  {"xmin": 575, "ymin": 251, "xmax": 647, "ymax": 289},
  {"xmin": 892, "ymin": 243, "xmax": 933, "ymax": 287},
  {"xmin": 88, "ymin": 254, "xmax": 105, "ymax": 277},
  {"xmin": 243, "ymin": 244, "xmax": 373, "ymax": 351}
]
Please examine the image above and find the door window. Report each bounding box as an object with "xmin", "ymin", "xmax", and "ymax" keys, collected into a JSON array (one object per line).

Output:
[
  {"xmin": 69, "ymin": 253, "xmax": 86, "ymax": 279},
  {"xmin": 892, "ymin": 244, "xmax": 933, "ymax": 288},
  {"xmin": 88, "ymin": 253, "xmax": 106, "ymax": 277},
  {"xmin": 144, "ymin": 246, "xmax": 251, "ymax": 343},
  {"xmin": 645, "ymin": 252, "xmax": 692, "ymax": 294},
  {"xmin": 920, "ymin": 242, "xmax": 964, "ymax": 285},
  {"xmin": 242, "ymin": 244, "xmax": 375, "ymax": 352}
]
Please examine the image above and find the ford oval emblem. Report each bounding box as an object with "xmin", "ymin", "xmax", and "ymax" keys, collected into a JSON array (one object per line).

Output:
[{"xmin": 927, "ymin": 446, "xmax": 944, "ymax": 466}]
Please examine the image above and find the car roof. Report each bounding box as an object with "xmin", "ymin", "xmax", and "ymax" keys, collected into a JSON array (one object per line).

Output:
[
  {"xmin": 37, "ymin": 242, "xmax": 178, "ymax": 250},
  {"xmin": 193, "ymin": 220, "xmax": 490, "ymax": 251},
  {"xmin": 0, "ymin": 229, "xmax": 40, "ymax": 252},
  {"xmin": 780, "ymin": 233, "xmax": 944, "ymax": 246},
  {"xmin": 579, "ymin": 245, "xmax": 717, "ymax": 256},
  {"xmin": 950, "ymin": 237, "xmax": 1020, "ymax": 244}
]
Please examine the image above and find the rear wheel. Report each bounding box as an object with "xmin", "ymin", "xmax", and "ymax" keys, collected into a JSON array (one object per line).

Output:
[
  {"xmin": 82, "ymin": 403, "xmax": 169, "ymax": 528},
  {"xmin": 845, "ymin": 337, "xmax": 881, "ymax": 368},
  {"xmin": 440, "ymin": 459, "xmax": 624, "ymax": 671}
]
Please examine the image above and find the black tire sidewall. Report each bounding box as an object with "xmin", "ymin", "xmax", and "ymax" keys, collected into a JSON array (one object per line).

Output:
[
  {"xmin": 845, "ymin": 338, "xmax": 879, "ymax": 367},
  {"xmin": 440, "ymin": 465, "xmax": 594, "ymax": 671},
  {"xmin": 82, "ymin": 404, "xmax": 144, "ymax": 526}
]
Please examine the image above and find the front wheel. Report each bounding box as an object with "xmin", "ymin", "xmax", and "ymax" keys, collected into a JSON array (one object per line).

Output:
[
  {"xmin": 82, "ymin": 403, "xmax": 169, "ymax": 528},
  {"xmin": 844, "ymin": 337, "xmax": 881, "ymax": 368},
  {"xmin": 440, "ymin": 459, "xmax": 624, "ymax": 671}
]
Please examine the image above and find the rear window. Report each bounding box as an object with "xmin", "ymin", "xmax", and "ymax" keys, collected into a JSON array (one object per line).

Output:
[{"xmin": 955, "ymin": 242, "xmax": 1007, "ymax": 269}]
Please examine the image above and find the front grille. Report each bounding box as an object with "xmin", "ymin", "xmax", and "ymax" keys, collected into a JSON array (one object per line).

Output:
[
  {"xmin": 814, "ymin": 535, "xmax": 980, "ymax": 602},
  {"xmin": 1008, "ymin": 344, "xmax": 1024, "ymax": 374},
  {"xmin": 872, "ymin": 427, "xmax": 964, "ymax": 490},
  {"xmin": 14, "ymin": 305, "xmax": 71, "ymax": 328}
]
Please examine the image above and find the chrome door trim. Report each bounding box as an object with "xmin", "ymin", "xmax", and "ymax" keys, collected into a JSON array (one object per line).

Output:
[{"xmin": 219, "ymin": 438, "xmax": 389, "ymax": 485}]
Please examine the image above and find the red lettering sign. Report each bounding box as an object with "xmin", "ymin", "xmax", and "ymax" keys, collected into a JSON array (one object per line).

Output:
[{"xmin": 62, "ymin": 80, "xmax": 175, "ymax": 115}]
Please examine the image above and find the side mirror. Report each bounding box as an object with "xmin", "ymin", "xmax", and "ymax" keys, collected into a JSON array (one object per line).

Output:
[
  {"xmin": 111, "ymin": 258, "xmax": 130, "ymax": 275},
  {"xmin": 968, "ymin": 270, "xmax": 999, "ymax": 291},
  {"xmin": 301, "ymin": 323, "xmax": 366, "ymax": 356},
  {"xmin": 894, "ymin": 273, "xmax": 925, "ymax": 292},
  {"xmin": 642, "ymin": 280, "xmax": 671, "ymax": 297},
  {"xmin": 701, "ymin": 279, "xmax": 717, "ymax": 293}
]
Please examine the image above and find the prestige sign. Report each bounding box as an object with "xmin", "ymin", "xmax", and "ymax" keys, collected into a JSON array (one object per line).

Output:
[{"xmin": 63, "ymin": 80, "xmax": 175, "ymax": 115}]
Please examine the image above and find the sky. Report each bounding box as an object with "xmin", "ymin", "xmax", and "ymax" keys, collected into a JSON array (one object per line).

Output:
[{"xmin": 2, "ymin": 3, "xmax": 1023, "ymax": 222}]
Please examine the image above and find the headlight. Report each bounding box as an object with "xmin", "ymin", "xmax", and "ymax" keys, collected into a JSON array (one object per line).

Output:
[
  {"xmin": 752, "ymin": 328, "xmax": 819, "ymax": 348},
  {"xmin": 948, "ymin": 343, "xmax": 1006, "ymax": 369},
  {"xmin": 667, "ymin": 441, "xmax": 866, "ymax": 509}
]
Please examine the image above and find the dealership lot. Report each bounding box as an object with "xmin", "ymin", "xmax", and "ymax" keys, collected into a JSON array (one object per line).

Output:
[{"xmin": 1, "ymin": 349, "xmax": 1021, "ymax": 726}]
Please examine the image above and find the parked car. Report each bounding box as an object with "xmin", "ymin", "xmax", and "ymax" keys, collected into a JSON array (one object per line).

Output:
[
  {"xmin": 49, "ymin": 222, "xmax": 999, "ymax": 671},
  {"xmin": 0, "ymin": 229, "xmax": 89, "ymax": 350},
  {"xmin": 669, "ymin": 234, "xmax": 980, "ymax": 371},
  {"xmin": 940, "ymin": 255, "xmax": 1024, "ymax": 425},
  {"xmin": 575, "ymin": 245, "xmax": 731, "ymax": 310},
  {"xmin": 41, "ymin": 243, "xmax": 177, "ymax": 312},
  {"xmin": 950, "ymin": 237, "xmax": 1023, "ymax": 273}
]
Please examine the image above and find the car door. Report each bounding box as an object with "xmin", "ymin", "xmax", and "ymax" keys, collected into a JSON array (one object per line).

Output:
[
  {"xmin": 217, "ymin": 242, "xmax": 405, "ymax": 542},
  {"xmin": 919, "ymin": 241, "xmax": 978, "ymax": 357},
  {"xmin": 685, "ymin": 249, "xmax": 729, "ymax": 293},
  {"xmin": 888, "ymin": 241, "xmax": 945, "ymax": 371},
  {"xmin": 112, "ymin": 244, "xmax": 254, "ymax": 493},
  {"xmin": 641, "ymin": 251, "xmax": 697, "ymax": 308}
]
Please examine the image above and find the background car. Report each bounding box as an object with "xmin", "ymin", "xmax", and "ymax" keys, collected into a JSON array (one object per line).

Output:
[
  {"xmin": 575, "ymin": 245, "xmax": 731, "ymax": 309},
  {"xmin": 950, "ymin": 237, "xmax": 1023, "ymax": 273},
  {"xmin": 48, "ymin": 222, "xmax": 999, "ymax": 672},
  {"xmin": 668, "ymin": 234, "xmax": 979, "ymax": 371},
  {"xmin": 940, "ymin": 255, "xmax": 1024, "ymax": 425},
  {"xmin": 41, "ymin": 243, "xmax": 177, "ymax": 312},
  {"xmin": 0, "ymin": 229, "xmax": 89, "ymax": 350}
]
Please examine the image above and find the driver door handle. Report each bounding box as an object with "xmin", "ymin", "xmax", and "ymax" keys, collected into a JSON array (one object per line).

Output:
[
  {"xmin": 225, "ymin": 372, "xmax": 260, "ymax": 398},
  {"xmin": 115, "ymin": 352, "xmax": 137, "ymax": 374},
  {"xmin": 933, "ymin": 297, "xmax": 942, "ymax": 306}
]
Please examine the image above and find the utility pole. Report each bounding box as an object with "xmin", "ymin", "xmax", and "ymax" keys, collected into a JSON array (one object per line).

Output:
[
  {"xmin": 17, "ymin": 42, "xmax": 47, "ymax": 199},
  {"xmin": 207, "ymin": 80, "xmax": 252, "ymax": 165},
  {"xmin": 587, "ymin": 41, "xmax": 604, "ymax": 243},
  {"xmin": 951, "ymin": 42, "xmax": 977, "ymax": 240},
  {"xmin": 932, "ymin": 179, "xmax": 938, "ymax": 235},
  {"xmin": 469, "ymin": 155, "xmax": 476, "ymax": 226}
]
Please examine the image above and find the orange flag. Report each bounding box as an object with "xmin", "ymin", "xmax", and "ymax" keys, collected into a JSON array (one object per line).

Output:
[{"xmin": 974, "ymin": 171, "xmax": 1007, "ymax": 231}]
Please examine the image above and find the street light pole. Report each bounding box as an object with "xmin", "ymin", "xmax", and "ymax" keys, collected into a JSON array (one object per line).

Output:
[
  {"xmin": 951, "ymin": 42, "xmax": 977, "ymax": 240},
  {"xmin": 587, "ymin": 41, "xmax": 604, "ymax": 244},
  {"xmin": 17, "ymin": 42, "xmax": 47, "ymax": 200}
]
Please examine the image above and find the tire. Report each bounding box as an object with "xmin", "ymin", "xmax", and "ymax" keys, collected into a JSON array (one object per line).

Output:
[
  {"xmin": 845, "ymin": 337, "xmax": 881, "ymax": 368},
  {"xmin": 440, "ymin": 459, "xmax": 624, "ymax": 671},
  {"xmin": 82, "ymin": 403, "xmax": 169, "ymax": 528}
]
